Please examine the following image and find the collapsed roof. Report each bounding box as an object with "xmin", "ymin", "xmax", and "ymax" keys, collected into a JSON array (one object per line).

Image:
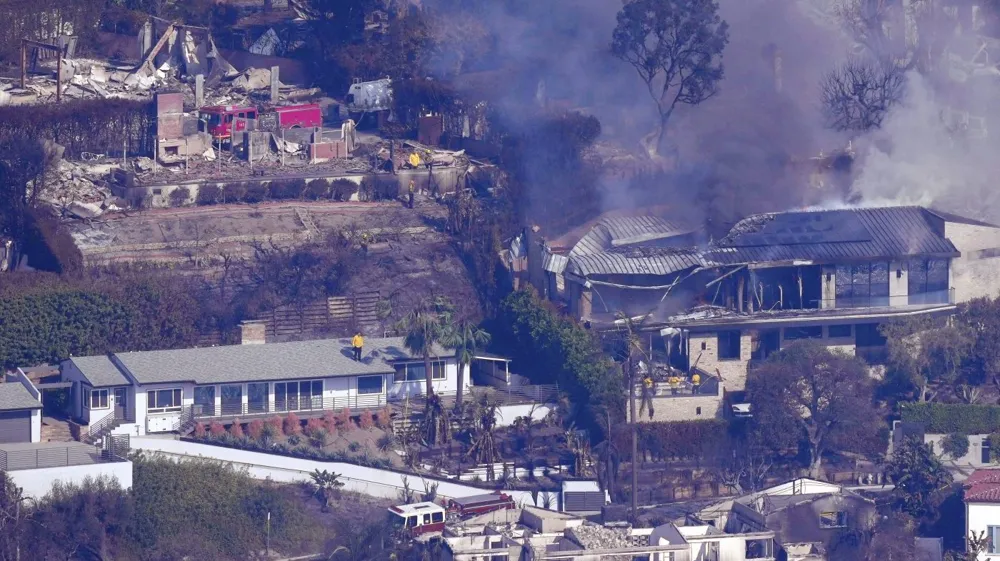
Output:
[{"xmin": 549, "ymin": 206, "xmax": 975, "ymax": 280}]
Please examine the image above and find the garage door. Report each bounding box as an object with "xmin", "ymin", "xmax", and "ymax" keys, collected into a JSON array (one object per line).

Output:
[{"xmin": 0, "ymin": 411, "xmax": 31, "ymax": 443}]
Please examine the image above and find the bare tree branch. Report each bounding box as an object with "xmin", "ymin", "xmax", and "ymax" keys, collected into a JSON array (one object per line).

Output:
[{"xmin": 820, "ymin": 57, "xmax": 906, "ymax": 132}]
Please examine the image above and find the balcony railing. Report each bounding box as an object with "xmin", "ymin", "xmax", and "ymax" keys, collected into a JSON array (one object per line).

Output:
[
  {"xmin": 192, "ymin": 393, "xmax": 389, "ymax": 420},
  {"xmin": 815, "ymin": 288, "xmax": 954, "ymax": 310},
  {"xmin": 632, "ymin": 380, "xmax": 719, "ymax": 398}
]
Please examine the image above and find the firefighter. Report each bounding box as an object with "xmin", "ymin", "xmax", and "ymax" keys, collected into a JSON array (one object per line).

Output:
[
  {"xmin": 360, "ymin": 232, "xmax": 371, "ymax": 255},
  {"xmin": 639, "ymin": 375, "xmax": 656, "ymax": 420},
  {"xmin": 408, "ymin": 179, "xmax": 415, "ymax": 209},
  {"xmin": 352, "ymin": 331, "xmax": 364, "ymax": 361},
  {"xmin": 691, "ymin": 371, "xmax": 701, "ymax": 390}
]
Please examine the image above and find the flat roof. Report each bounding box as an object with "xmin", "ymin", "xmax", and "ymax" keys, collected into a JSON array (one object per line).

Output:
[
  {"xmin": 0, "ymin": 384, "xmax": 41, "ymax": 411},
  {"xmin": 108, "ymin": 336, "xmax": 450, "ymax": 386},
  {"xmin": 562, "ymin": 480, "xmax": 602, "ymax": 493},
  {"xmin": 390, "ymin": 502, "xmax": 445, "ymax": 514}
]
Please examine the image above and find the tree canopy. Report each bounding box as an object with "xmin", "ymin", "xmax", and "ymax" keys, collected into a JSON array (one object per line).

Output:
[
  {"xmin": 611, "ymin": 0, "xmax": 729, "ymax": 157},
  {"xmin": 884, "ymin": 436, "xmax": 953, "ymax": 520},
  {"xmin": 746, "ymin": 341, "xmax": 883, "ymax": 476}
]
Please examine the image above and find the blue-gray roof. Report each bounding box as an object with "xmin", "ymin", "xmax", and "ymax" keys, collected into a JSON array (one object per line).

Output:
[
  {"xmin": 564, "ymin": 206, "xmax": 967, "ymax": 277},
  {"xmin": 106, "ymin": 336, "xmax": 450, "ymax": 386},
  {"xmin": 0, "ymin": 384, "xmax": 41, "ymax": 411},
  {"xmin": 66, "ymin": 355, "xmax": 131, "ymax": 388}
]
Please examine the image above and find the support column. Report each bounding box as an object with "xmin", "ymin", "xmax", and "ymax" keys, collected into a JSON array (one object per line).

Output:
[
  {"xmin": 270, "ymin": 65, "xmax": 280, "ymax": 103},
  {"xmin": 195, "ymin": 74, "xmax": 204, "ymax": 107}
]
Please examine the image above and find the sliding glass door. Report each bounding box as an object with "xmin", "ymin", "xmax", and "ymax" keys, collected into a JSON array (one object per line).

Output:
[{"xmin": 274, "ymin": 380, "xmax": 323, "ymax": 412}]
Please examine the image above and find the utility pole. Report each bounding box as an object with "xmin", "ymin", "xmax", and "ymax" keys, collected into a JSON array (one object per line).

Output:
[
  {"xmin": 266, "ymin": 511, "xmax": 271, "ymax": 556},
  {"xmin": 628, "ymin": 342, "xmax": 638, "ymax": 522}
]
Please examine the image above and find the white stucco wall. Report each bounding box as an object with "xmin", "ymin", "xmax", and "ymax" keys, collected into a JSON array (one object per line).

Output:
[
  {"xmin": 30, "ymin": 410, "xmax": 40, "ymax": 443},
  {"xmin": 966, "ymin": 501, "xmax": 1000, "ymax": 561},
  {"xmin": 130, "ymin": 437, "xmax": 557, "ymax": 509},
  {"xmin": 8, "ymin": 460, "xmax": 133, "ymax": 499},
  {"xmin": 945, "ymin": 221, "xmax": 1000, "ymax": 303}
]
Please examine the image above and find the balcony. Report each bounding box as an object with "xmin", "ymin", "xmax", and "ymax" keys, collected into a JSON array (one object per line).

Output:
[{"xmin": 816, "ymin": 288, "xmax": 954, "ymax": 310}]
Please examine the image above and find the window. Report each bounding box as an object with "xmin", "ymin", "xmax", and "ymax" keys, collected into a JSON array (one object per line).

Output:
[
  {"xmin": 717, "ymin": 330, "xmax": 741, "ymax": 360},
  {"xmin": 406, "ymin": 516, "xmax": 417, "ymax": 528},
  {"xmin": 393, "ymin": 362, "xmax": 446, "ymax": 382},
  {"xmin": 248, "ymin": 383, "xmax": 269, "ymax": 414},
  {"xmin": 147, "ymin": 388, "xmax": 182, "ymax": 413},
  {"xmin": 836, "ymin": 262, "xmax": 890, "ymax": 307},
  {"xmin": 820, "ymin": 511, "xmax": 848, "ymax": 528},
  {"xmin": 194, "ymin": 386, "xmax": 215, "ymax": 415},
  {"xmin": 908, "ymin": 259, "xmax": 950, "ymax": 304},
  {"xmin": 828, "ymin": 325, "xmax": 852, "ymax": 338},
  {"xmin": 784, "ymin": 326, "xmax": 822, "ymax": 340},
  {"xmin": 358, "ymin": 375, "xmax": 383, "ymax": 395},
  {"xmin": 696, "ymin": 407, "xmax": 702, "ymax": 415},
  {"xmin": 152, "ymin": 188, "xmax": 162, "ymax": 195},
  {"xmin": 88, "ymin": 388, "xmax": 109, "ymax": 410},
  {"xmin": 988, "ymin": 525, "xmax": 1000, "ymax": 553},
  {"xmin": 422, "ymin": 514, "xmax": 431, "ymax": 524},
  {"xmin": 275, "ymin": 380, "xmax": 323, "ymax": 411},
  {"xmin": 746, "ymin": 539, "xmax": 773, "ymax": 559},
  {"xmin": 431, "ymin": 511, "xmax": 444, "ymax": 523}
]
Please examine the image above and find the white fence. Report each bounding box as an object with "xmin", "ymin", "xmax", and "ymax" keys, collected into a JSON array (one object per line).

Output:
[{"xmin": 130, "ymin": 437, "xmax": 561, "ymax": 509}]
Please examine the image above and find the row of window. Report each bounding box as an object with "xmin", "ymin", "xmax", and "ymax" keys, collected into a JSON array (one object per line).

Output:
[
  {"xmin": 713, "ymin": 324, "xmax": 883, "ymax": 360},
  {"xmin": 87, "ymin": 364, "xmax": 446, "ymax": 414}
]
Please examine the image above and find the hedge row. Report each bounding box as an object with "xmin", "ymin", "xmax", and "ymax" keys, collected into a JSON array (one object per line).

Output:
[
  {"xmin": 634, "ymin": 419, "xmax": 729, "ymax": 461},
  {"xmin": 900, "ymin": 402, "xmax": 1000, "ymax": 434}
]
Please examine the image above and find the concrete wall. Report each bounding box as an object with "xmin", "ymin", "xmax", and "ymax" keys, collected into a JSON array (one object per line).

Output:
[
  {"xmin": 967, "ymin": 501, "xmax": 1000, "ymax": 561},
  {"xmin": 688, "ymin": 332, "xmax": 752, "ymax": 391},
  {"xmin": 130, "ymin": 437, "xmax": 558, "ymax": 509},
  {"xmin": 945, "ymin": 222, "xmax": 1000, "ymax": 303},
  {"xmin": 925, "ymin": 433, "xmax": 991, "ymax": 468},
  {"xmin": 8, "ymin": 460, "xmax": 133, "ymax": 500},
  {"xmin": 628, "ymin": 394, "xmax": 723, "ymax": 423}
]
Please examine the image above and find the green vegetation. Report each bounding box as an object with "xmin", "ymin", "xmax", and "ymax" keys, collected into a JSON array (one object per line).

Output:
[
  {"xmin": 885, "ymin": 437, "xmax": 953, "ymax": 520},
  {"xmin": 495, "ymin": 289, "xmax": 622, "ymax": 415},
  {"xmin": 1, "ymin": 453, "xmax": 325, "ymax": 560},
  {"xmin": 900, "ymin": 402, "xmax": 1000, "ymax": 434},
  {"xmin": 940, "ymin": 433, "xmax": 970, "ymax": 459}
]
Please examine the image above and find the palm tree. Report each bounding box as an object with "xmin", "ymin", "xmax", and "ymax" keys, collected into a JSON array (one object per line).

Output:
[
  {"xmin": 444, "ymin": 320, "xmax": 491, "ymax": 410},
  {"xmin": 398, "ymin": 296, "xmax": 455, "ymax": 400},
  {"xmin": 310, "ymin": 469, "xmax": 345, "ymax": 512}
]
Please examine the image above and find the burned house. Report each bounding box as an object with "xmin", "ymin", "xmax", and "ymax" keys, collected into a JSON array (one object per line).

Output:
[
  {"xmin": 682, "ymin": 478, "xmax": 877, "ymax": 561},
  {"xmin": 527, "ymin": 206, "xmax": 1000, "ymax": 402}
]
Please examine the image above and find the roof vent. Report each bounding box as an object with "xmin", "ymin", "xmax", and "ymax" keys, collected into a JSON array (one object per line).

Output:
[{"xmin": 240, "ymin": 321, "xmax": 267, "ymax": 345}]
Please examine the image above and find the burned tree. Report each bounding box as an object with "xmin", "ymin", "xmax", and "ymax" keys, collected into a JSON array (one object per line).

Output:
[
  {"xmin": 611, "ymin": 0, "xmax": 729, "ymax": 158},
  {"xmin": 820, "ymin": 58, "xmax": 905, "ymax": 133}
]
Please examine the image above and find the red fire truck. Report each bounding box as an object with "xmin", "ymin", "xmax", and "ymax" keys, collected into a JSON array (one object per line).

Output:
[
  {"xmin": 199, "ymin": 103, "xmax": 323, "ymax": 140},
  {"xmin": 388, "ymin": 502, "xmax": 447, "ymax": 536},
  {"xmin": 446, "ymin": 492, "xmax": 516, "ymax": 518}
]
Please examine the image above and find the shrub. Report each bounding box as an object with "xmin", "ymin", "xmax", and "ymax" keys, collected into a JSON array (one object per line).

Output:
[
  {"xmin": 308, "ymin": 429, "xmax": 329, "ymax": 448},
  {"xmin": 323, "ymin": 410, "xmax": 338, "ymax": 433},
  {"xmin": 335, "ymin": 408, "xmax": 353, "ymax": 432},
  {"xmin": 941, "ymin": 433, "xmax": 970, "ymax": 459},
  {"xmin": 634, "ymin": 420, "xmax": 729, "ymax": 461},
  {"xmin": 248, "ymin": 419, "xmax": 264, "ymax": 440},
  {"xmin": 359, "ymin": 410, "xmax": 375, "ymax": 430},
  {"xmin": 169, "ymin": 187, "xmax": 190, "ymax": 207},
  {"xmin": 284, "ymin": 412, "xmax": 302, "ymax": 436},
  {"xmin": 305, "ymin": 418, "xmax": 326, "ymax": 437},
  {"xmin": 347, "ymin": 441, "xmax": 362, "ymax": 453},
  {"xmin": 209, "ymin": 421, "xmax": 226, "ymax": 437},
  {"xmin": 303, "ymin": 180, "xmax": 329, "ymax": 200},
  {"xmin": 269, "ymin": 178, "xmax": 306, "ymax": 200},
  {"xmin": 900, "ymin": 402, "xmax": 1000, "ymax": 434},
  {"xmin": 330, "ymin": 179, "xmax": 356, "ymax": 201},
  {"xmin": 223, "ymin": 182, "xmax": 247, "ymax": 203},
  {"xmin": 193, "ymin": 422, "xmax": 206, "ymax": 438},
  {"xmin": 267, "ymin": 415, "xmax": 284, "ymax": 433},
  {"xmin": 230, "ymin": 420, "xmax": 245, "ymax": 438},
  {"xmin": 244, "ymin": 182, "xmax": 268, "ymax": 203},
  {"xmin": 197, "ymin": 184, "xmax": 222, "ymax": 205},
  {"xmin": 287, "ymin": 434, "xmax": 302, "ymax": 446},
  {"xmin": 376, "ymin": 406, "xmax": 393, "ymax": 430},
  {"xmin": 260, "ymin": 422, "xmax": 279, "ymax": 442}
]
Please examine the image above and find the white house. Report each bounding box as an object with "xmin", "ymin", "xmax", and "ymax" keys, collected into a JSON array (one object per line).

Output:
[
  {"xmin": 60, "ymin": 333, "xmax": 490, "ymax": 438},
  {"xmin": 964, "ymin": 469, "xmax": 1000, "ymax": 560}
]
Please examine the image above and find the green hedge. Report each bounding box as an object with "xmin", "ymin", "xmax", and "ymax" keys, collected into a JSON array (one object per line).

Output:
[
  {"xmin": 635, "ymin": 419, "xmax": 729, "ymax": 460},
  {"xmin": 900, "ymin": 402, "xmax": 1000, "ymax": 434}
]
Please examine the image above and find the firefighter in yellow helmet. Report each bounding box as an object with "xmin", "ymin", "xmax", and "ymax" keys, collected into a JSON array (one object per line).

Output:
[{"xmin": 352, "ymin": 331, "xmax": 364, "ymax": 361}]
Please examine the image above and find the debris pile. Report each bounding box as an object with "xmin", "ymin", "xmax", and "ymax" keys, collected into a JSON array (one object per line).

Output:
[{"xmin": 566, "ymin": 523, "xmax": 633, "ymax": 559}]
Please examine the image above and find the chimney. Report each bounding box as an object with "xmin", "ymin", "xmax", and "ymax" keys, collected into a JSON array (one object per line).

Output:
[{"xmin": 240, "ymin": 321, "xmax": 267, "ymax": 345}]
